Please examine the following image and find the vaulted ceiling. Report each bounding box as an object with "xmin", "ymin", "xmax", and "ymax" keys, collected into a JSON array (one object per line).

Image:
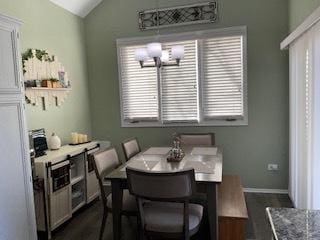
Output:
[{"xmin": 49, "ymin": 0, "xmax": 102, "ymax": 18}]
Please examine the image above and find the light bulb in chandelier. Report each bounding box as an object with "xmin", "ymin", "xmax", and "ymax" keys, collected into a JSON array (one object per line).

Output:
[
  {"xmin": 147, "ymin": 42, "xmax": 162, "ymax": 58},
  {"xmin": 135, "ymin": 48, "xmax": 149, "ymax": 62},
  {"xmin": 172, "ymin": 45, "xmax": 185, "ymax": 60}
]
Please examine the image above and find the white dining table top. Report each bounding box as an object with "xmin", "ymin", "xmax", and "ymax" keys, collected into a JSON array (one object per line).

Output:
[{"xmin": 106, "ymin": 146, "xmax": 223, "ymax": 183}]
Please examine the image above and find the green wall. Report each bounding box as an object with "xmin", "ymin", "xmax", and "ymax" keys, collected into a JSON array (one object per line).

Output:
[
  {"xmin": 85, "ymin": 0, "xmax": 289, "ymax": 189},
  {"xmin": 0, "ymin": 0, "xmax": 92, "ymax": 144},
  {"xmin": 289, "ymin": 0, "xmax": 320, "ymax": 31}
]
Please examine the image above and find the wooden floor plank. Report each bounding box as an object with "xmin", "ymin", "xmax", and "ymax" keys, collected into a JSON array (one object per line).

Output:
[{"xmin": 50, "ymin": 193, "xmax": 292, "ymax": 240}]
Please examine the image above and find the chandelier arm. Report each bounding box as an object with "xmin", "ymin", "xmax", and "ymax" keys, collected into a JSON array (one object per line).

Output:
[
  {"xmin": 140, "ymin": 58, "xmax": 181, "ymax": 68},
  {"xmin": 162, "ymin": 59, "xmax": 181, "ymax": 67},
  {"xmin": 161, "ymin": 63, "xmax": 180, "ymax": 67},
  {"xmin": 140, "ymin": 63, "xmax": 157, "ymax": 68}
]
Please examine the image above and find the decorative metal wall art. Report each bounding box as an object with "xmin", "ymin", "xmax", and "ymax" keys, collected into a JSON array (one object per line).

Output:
[{"xmin": 138, "ymin": 2, "xmax": 218, "ymax": 30}]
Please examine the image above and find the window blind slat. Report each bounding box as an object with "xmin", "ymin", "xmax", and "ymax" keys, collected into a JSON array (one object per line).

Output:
[
  {"xmin": 202, "ymin": 35, "xmax": 244, "ymax": 118},
  {"xmin": 161, "ymin": 40, "xmax": 199, "ymax": 122}
]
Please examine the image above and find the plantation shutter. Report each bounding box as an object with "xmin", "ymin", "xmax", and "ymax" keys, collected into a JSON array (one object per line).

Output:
[
  {"xmin": 161, "ymin": 40, "xmax": 198, "ymax": 122},
  {"xmin": 202, "ymin": 35, "xmax": 244, "ymax": 119},
  {"xmin": 119, "ymin": 45, "xmax": 159, "ymax": 121}
]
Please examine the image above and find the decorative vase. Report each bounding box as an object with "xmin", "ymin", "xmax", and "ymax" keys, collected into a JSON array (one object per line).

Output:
[{"xmin": 49, "ymin": 133, "xmax": 61, "ymax": 150}]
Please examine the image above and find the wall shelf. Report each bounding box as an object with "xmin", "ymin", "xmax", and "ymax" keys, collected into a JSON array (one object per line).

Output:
[
  {"xmin": 25, "ymin": 87, "xmax": 71, "ymax": 109},
  {"xmin": 72, "ymin": 201, "xmax": 86, "ymax": 213},
  {"xmin": 72, "ymin": 180, "xmax": 86, "ymax": 212},
  {"xmin": 22, "ymin": 49, "xmax": 72, "ymax": 110},
  {"xmin": 71, "ymin": 175, "xmax": 84, "ymax": 185},
  {"xmin": 28, "ymin": 87, "xmax": 71, "ymax": 91}
]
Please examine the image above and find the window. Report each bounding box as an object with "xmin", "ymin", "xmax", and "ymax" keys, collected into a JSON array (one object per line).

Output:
[
  {"xmin": 119, "ymin": 44, "xmax": 158, "ymax": 121},
  {"xmin": 117, "ymin": 27, "xmax": 247, "ymax": 127},
  {"xmin": 161, "ymin": 40, "xmax": 198, "ymax": 123},
  {"xmin": 202, "ymin": 36, "xmax": 244, "ymax": 119}
]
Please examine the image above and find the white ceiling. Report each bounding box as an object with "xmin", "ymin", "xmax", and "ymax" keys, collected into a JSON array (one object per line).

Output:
[{"xmin": 49, "ymin": 0, "xmax": 102, "ymax": 18}]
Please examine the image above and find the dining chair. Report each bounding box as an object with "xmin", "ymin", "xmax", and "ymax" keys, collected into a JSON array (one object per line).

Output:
[
  {"xmin": 179, "ymin": 133, "xmax": 215, "ymax": 146},
  {"xmin": 122, "ymin": 137, "xmax": 141, "ymax": 161},
  {"xmin": 126, "ymin": 167, "xmax": 203, "ymax": 240},
  {"xmin": 92, "ymin": 148, "xmax": 137, "ymax": 240}
]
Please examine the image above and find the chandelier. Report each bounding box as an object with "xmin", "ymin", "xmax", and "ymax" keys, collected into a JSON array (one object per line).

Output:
[
  {"xmin": 134, "ymin": 0, "xmax": 185, "ymax": 68},
  {"xmin": 135, "ymin": 43, "xmax": 184, "ymax": 68}
]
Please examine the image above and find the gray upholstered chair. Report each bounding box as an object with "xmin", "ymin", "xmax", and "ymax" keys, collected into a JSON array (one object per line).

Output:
[
  {"xmin": 126, "ymin": 168, "xmax": 203, "ymax": 240},
  {"xmin": 122, "ymin": 137, "xmax": 141, "ymax": 161},
  {"xmin": 179, "ymin": 133, "xmax": 215, "ymax": 146},
  {"xmin": 92, "ymin": 148, "xmax": 137, "ymax": 240}
]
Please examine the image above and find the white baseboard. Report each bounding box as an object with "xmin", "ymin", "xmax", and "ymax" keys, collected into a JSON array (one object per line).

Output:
[{"xmin": 243, "ymin": 188, "xmax": 288, "ymax": 194}]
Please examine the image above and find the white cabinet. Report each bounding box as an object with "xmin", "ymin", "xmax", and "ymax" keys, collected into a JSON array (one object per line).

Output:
[
  {"xmin": 0, "ymin": 14, "xmax": 37, "ymax": 240},
  {"xmin": 0, "ymin": 15, "xmax": 22, "ymax": 94},
  {"xmin": 34, "ymin": 142, "xmax": 103, "ymax": 238}
]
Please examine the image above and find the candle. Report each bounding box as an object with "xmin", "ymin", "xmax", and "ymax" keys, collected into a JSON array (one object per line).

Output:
[
  {"xmin": 83, "ymin": 134, "xmax": 88, "ymax": 142},
  {"xmin": 79, "ymin": 134, "xmax": 84, "ymax": 143},
  {"xmin": 71, "ymin": 132, "xmax": 78, "ymax": 144},
  {"xmin": 78, "ymin": 134, "xmax": 82, "ymax": 143}
]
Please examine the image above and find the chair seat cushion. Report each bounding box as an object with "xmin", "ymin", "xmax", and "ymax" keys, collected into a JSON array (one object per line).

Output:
[
  {"xmin": 143, "ymin": 202, "xmax": 203, "ymax": 234},
  {"xmin": 107, "ymin": 190, "xmax": 137, "ymax": 212}
]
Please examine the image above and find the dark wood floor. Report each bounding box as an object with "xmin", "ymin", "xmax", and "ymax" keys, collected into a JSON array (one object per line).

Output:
[
  {"xmin": 245, "ymin": 193, "xmax": 292, "ymax": 240},
  {"xmin": 51, "ymin": 193, "xmax": 292, "ymax": 240}
]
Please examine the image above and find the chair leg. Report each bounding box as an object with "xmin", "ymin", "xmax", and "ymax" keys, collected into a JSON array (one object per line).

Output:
[
  {"xmin": 136, "ymin": 216, "xmax": 147, "ymax": 240},
  {"xmin": 136, "ymin": 216, "xmax": 142, "ymax": 240},
  {"xmin": 99, "ymin": 207, "xmax": 108, "ymax": 240}
]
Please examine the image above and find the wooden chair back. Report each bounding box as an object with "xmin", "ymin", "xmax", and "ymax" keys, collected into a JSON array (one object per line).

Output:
[
  {"xmin": 179, "ymin": 133, "xmax": 215, "ymax": 146},
  {"xmin": 126, "ymin": 168, "xmax": 196, "ymax": 239},
  {"xmin": 122, "ymin": 137, "xmax": 141, "ymax": 161},
  {"xmin": 92, "ymin": 148, "xmax": 120, "ymax": 207}
]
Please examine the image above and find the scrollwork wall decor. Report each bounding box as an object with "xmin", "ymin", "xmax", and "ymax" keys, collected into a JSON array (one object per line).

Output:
[{"xmin": 139, "ymin": 2, "xmax": 218, "ymax": 30}]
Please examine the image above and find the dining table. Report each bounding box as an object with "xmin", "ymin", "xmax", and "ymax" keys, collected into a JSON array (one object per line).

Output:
[{"xmin": 105, "ymin": 145, "xmax": 223, "ymax": 240}]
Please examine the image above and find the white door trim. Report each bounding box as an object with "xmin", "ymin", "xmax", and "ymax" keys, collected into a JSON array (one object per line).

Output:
[{"xmin": 281, "ymin": 5, "xmax": 320, "ymax": 50}]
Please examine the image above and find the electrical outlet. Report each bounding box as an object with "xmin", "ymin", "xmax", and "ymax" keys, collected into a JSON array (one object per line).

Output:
[{"xmin": 268, "ymin": 164, "xmax": 279, "ymax": 171}]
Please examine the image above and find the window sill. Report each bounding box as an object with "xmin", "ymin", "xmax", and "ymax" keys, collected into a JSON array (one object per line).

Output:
[{"xmin": 121, "ymin": 119, "xmax": 248, "ymax": 128}]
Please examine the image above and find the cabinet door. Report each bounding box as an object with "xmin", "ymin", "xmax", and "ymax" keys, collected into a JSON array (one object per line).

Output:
[
  {"xmin": 0, "ymin": 98, "xmax": 37, "ymax": 240},
  {"xmin": 86, "ymin": 170, "xmax": 100, "ymax": 203},
  {"xmin": 49, "ymin": 186, "xmax": 72, "ymax": 230},
  {"xmin": 86, "ymin": 148, "xmax": 100, "ymax": 203},
  {"xmin": 0, "ymin": 21, "xmax": 22, "ymax": 94},
  {"xmin": 49, "ymin": 162, "xmax": 72, "ymax": 230}
]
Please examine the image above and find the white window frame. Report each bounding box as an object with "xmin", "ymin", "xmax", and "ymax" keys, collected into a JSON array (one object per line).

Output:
[{"xmin": 117, "ymin": 26, "xmax": 248, "ymax": 127}]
